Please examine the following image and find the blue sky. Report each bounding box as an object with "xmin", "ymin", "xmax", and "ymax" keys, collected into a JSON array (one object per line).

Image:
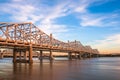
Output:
[{"xmin": 0, "ymin": 0, "xmax": 120, "ymax": 54}]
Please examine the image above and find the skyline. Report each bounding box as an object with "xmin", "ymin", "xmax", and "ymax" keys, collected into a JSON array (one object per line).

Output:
[{"xmin": 0, "ymin": 0, "xmax": 120, "ymax": 54}]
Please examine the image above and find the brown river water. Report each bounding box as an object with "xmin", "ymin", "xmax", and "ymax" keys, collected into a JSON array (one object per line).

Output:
[{"xmin": 0, "ymin": 57, "xmax": 120, "ymax": 80}]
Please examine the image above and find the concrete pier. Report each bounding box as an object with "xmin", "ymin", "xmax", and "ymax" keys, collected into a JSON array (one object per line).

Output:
[
  {"xmin": 49, "ymin": 50, "xmax": 54, "ymax": 60},
  {"xmin": 13, "ymin": 48, "xmax": 17, "ymax": 63},
  {"xmin": 75, "ymin": 53, "xmax": 78, "ymax": 59},
  {"xmin": 39, "ymin": 50, "xmax": 43, "ymax": 61},
  {"xmin": 24, "ymin": 51, "xmax": 28, "ymax": 60},
  {"xmin": 78, "ymin": 53, "xmax": 82, "ymax": 59},
  {"xmin": 0, "ymin": 50, "xmax": 5, "ymax": 59},
  {"xmin": 19, "ymin": 51, "xmax": 22, "ymax": 60},
  {"xmin": 0, "ymin": 53, "xmax": 4, "ymax": 59},
  {"xmin": 29, "ymin": 45, "xmax": 33, "ymax": 63},
  {"xmin": 68, "ymin": 52, "xmax": 72, "ymax": 60}
]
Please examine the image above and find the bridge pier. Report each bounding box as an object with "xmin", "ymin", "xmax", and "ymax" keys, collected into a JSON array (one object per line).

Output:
[
  {"xmin": 85, "ymin": 53, "xmax": 89, "ymax": 58},
  {"xmin": 68, "ymin": 52, "xmax": 72, "ymax": 60},
  {"xmin": 89, "ymin": 53, "xmax": 92, "ymax": 58},
  {"xmin": 13, "ymin": 48, "xmax": 17, "ymax": 63},
  {"xmin": 28, "ymin": 45, "xmax": 33, "ymax": 63},
  {"xmin": 87, "ymin": 53, "xmax": 92, "ymax": 58},
  {"xmin": 49, "ymin": 50, "xmax": 54, "ymax": 60},
  {"xmin": 24, "ymin": 51, "xmax": 28, "ymax": 60},
  {"xmin": 39, "ymin": 50, "xmax": 43, "ymax": 61},
  {"xmin": 78, "ymin": 53, "xmax": 82, "ymax": 59},
  {"xmin": 82, "ymin": 53, "xmax": 87, "ymax": 59},
  {"xmin": 75, "ymin": 53, "xmax": 78, "ymax": 59},
  {"xmin": 19, "ymin": 51, "xmax": 22, "ymax": 60},
  {"xmin": 0, "ymin": 53, "xmax": 4, "ymax": 59},
  {"xmin": 0, "ymin": 50, "xmax": 5, "ymax": 59}
]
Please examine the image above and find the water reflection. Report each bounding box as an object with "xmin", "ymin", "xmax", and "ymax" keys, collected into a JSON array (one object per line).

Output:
[
  {"xmin": 1, "ymin": 58, "xmax": 120, "ymax": 80},
  {"xmin": 12, "ymin": 60, "xmax": 55, "ymax": 80},
  {"xmin": 13, "ymin": 63, "xmax": 33, "ymax": 80}
]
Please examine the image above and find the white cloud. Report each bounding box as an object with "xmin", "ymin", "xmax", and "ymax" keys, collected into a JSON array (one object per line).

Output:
[
  {"xmin": 74, "ymin": 5, "xmax": 87, "ymax": 13},
  {"xmin": 73, "ymin": 0, "xmax": 90, "ymax": 13},
  {"xmin": 0, "ymin": 3, "xmax": 41, "ymax": 23},
  {"xmin": 38, "ymin": 24, "xmax": 68, "ymax": 35},
  {"xmin": 80, "ymin": 15, "xmax": 103, "ymax": 27},
  {"xmin": 89, "ymin": 34, "xmax": 120, "ymax": 54},
  {"xmin": 79, "ymin": 12, "xmax": 120, "ymax": 27}
]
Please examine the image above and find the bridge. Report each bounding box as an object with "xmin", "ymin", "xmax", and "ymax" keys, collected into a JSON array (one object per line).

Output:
[{"xmin": 0, "ymin": 22, "xmax": 99, "ymax": 63}]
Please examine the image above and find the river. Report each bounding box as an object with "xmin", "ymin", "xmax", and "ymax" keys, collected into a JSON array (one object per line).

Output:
[{"xmin": 0, "ymin": 57, "xmax": 120, "ymax": 80}]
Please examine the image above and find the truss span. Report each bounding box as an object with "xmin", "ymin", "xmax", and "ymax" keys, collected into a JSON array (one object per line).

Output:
[{"xmin": 0, "ymin": 22, "xmax": 99, "ymax": 54}]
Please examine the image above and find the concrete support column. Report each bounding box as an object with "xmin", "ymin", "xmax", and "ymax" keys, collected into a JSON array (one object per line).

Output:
[
  {"xmin": 19, "ymin": 51, "xmax": 22, "ymax": 60},
  {"xmin": 75, "ymin": 53, "xmax": 78, "ymax": 59},
  {"xmin": 87, "ymin": 53, "xmax": 90, "ymax": 58},
  {"xmin": 83, "ymin": 53, "xmax": 87, "ymax": 58},
  {"xmin": 0, "ymin": 53, "xmax": 3, "ymax": 59},
  {"xmin": 88, "ymin": 53, "xmax": 91, "ymax": 58},
  {"xmin": 68, "ymin": 52, "xmax": 72, "ymax": 60},
  {"xmin": 86, "ymin": 53, "xmax": 88, "ymax": 58},
  {"xmin": 0, "ymin": 51, "xmax": 1, "ymax": 59},
  {"xmin": 39, "ymin": 50, "xmax": 43, "ymax": 61},
  {"xmin": 13, "ymin": 49, "xmax": 17, "ymax": 63},
  {"xmin": 85, "ymin": 53, "xmax": 88, "ymax": 58},
  {"xmin": 49, "ymin": 50, "xmax": 54, "ymax": 60},
  {"xmin": 24, "ymin": 51, "xmax": 28, "ymax": 60},
  {"xmin": 78, "ymin": 53, "xmax": 82, "ymax": 59},
  {"xmin": 29, "ymin": 45, "xmax": 33, "ymax": 63}
]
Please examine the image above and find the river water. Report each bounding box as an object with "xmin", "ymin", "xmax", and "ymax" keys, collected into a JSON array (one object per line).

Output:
[{"xmin": 0, "ymin": 57, "xmax": 120, "ymax": 80}]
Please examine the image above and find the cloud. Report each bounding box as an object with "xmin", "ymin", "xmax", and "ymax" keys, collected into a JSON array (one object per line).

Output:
[
  {"xmin": 0, "ymin": 2, "xmax": 42, "ymax": 23},
  {"xmin": 0, "ymin": 0, "xmax": 70, "ymax": 36},
  {"xmin": 78, "ymin": 11, "xmax": 120, "ymax": 27},
  {"xmin": 80, "ymin": 14, "xmax": 103, "ymax": 27},
  {"xmin": 74, "ymin": 4, "xmax": 87, "ymax": 13},
  {"xmin": 40, "ymin": 2, "xmax": 71, "ymax": 24},
  {"xmin": 89, "ymin": 34, "xmax": 120, "ymax": 54},
  {"xmin": 38, "ymin": 24, "xmax": 68, "ymax": 34},
  {"xmin": 0, "ymin": 0, "xmax": 120, "ymax": 42}
]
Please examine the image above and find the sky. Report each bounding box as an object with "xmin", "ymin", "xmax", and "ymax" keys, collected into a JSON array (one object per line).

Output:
[{"xmin": 0, "ymin": 0, "xmax": 120, "ymax": 54}]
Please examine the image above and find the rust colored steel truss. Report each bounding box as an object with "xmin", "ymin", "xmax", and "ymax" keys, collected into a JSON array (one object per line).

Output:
[{"xmin": 0, "ymin": 22, "xmax": 99, "ymax": 54}]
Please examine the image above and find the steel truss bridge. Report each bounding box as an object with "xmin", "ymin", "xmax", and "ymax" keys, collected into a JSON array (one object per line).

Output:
[{"xmin": 0, "ymin": 22, "xmax": 99, "ymax": 63}]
